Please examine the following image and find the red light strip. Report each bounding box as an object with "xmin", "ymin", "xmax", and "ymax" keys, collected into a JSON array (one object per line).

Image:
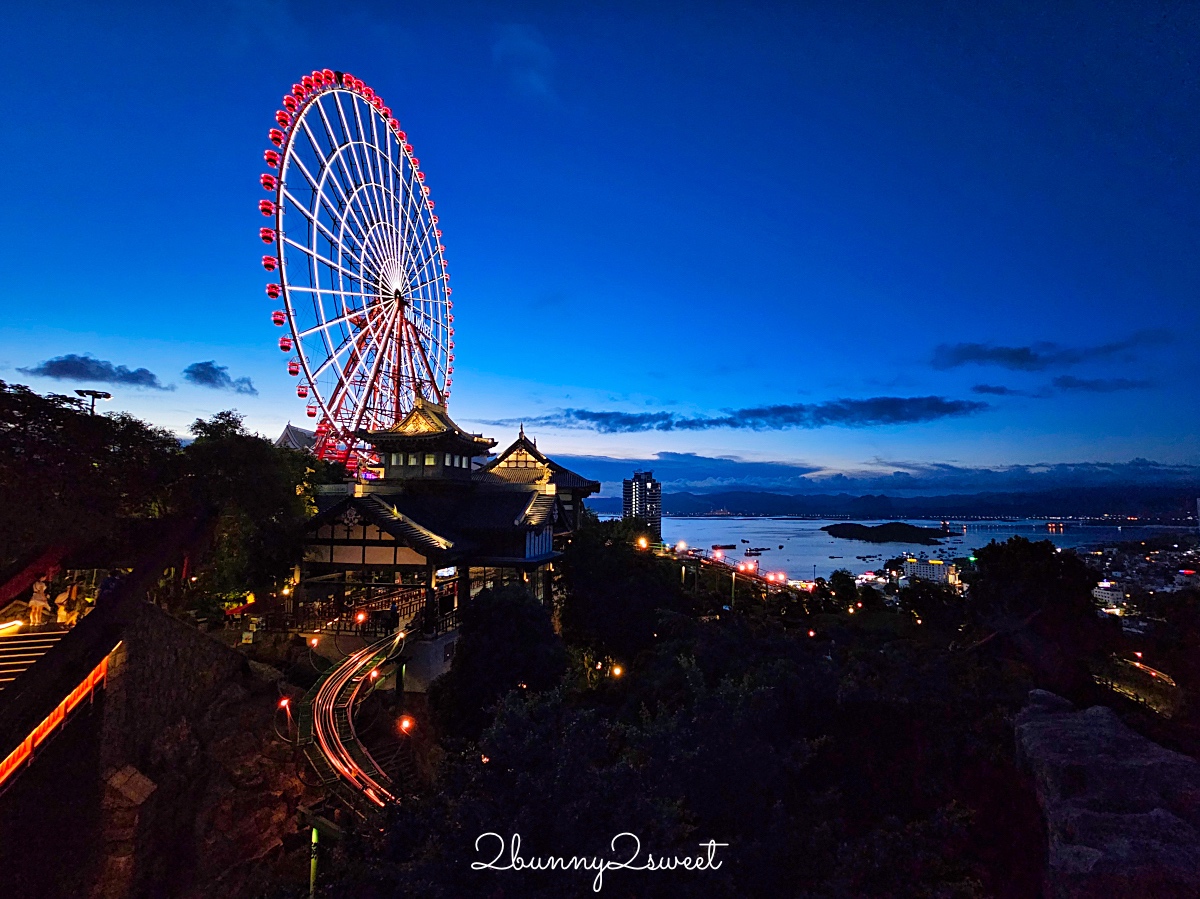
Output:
[{"xmin": 0, "ymin": 650, "xmax": 113, "ymax": 792}]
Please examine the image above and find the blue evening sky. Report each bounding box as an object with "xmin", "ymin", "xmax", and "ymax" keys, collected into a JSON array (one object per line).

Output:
[{"xmin": 1, "ymin": 1, "xmax": 1197, "ymax": 493}]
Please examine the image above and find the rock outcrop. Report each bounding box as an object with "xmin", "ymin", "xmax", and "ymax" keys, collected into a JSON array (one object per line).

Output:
[{"xmin": 1016, "ymin": 689, "xmax": 1200, "ymax": 898}]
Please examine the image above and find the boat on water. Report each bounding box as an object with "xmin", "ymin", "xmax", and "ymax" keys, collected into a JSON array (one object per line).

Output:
[
  {"xmin": 830, "ymin": 555, "xmax": 842, "ymax": 559},
  {"xmin": 712, "ymin": 544, "xmax": 737, "ymax": 550},
  {"xmin": 745, "ymin": 550, "xmax": 762, "ymax": 557}
]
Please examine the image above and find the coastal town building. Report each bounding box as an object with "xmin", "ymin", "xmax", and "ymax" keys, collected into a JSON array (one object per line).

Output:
[
  {"xmin": 623, "ymin": 470, "xmax": 662, "ymax": 540},
  {"xmin": 903, "ymin": 557, "xmax": 961, "ymax": 587}
]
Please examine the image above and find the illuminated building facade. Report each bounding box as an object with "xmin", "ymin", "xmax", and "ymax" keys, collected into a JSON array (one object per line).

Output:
[
  {"xmin": 622, "ymin": 470, "xmax": 662, "ymax": 540},
  {"xmin": 903, "ymin": 557, "xmax": 961, "ymax": 586}
]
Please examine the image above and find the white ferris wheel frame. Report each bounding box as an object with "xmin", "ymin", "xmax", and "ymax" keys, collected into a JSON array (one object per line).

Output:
[{"xmin": 260, "ymin": 69, "xmax": 455, "ymax": 463}]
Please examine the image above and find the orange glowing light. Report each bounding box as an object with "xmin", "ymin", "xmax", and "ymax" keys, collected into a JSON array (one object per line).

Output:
[
  {"xmin": 612, "ymin": 665, "xmax": 623, "ymax": 677},
  {"xmin": 279, "ymin": 697, "xmax": 289, "ymax": 709},
  {"xmin": 807, "ymin": 630, "xmax": 816, "ymax": 638},
  {"xmin": 399, "ymin": 716, "xmax": 414, "ymax": 732},
  {"xmin": 356, "ymin": 612, "xmax": 366, "ymax": 623},
  {"xmin": 310, "ymin": 637, "xmax": 319, "ymax": 647}
]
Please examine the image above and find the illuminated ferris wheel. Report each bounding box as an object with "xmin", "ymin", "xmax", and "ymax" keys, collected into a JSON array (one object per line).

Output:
[{"xmin": 258, "ymin": 68, "xmax": 455, "ymax": 467}]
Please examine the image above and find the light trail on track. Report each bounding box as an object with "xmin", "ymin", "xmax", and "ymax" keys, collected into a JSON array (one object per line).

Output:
[{"xmin": 309, "ymin": 633, "xmax": 403, "ymax": 807}]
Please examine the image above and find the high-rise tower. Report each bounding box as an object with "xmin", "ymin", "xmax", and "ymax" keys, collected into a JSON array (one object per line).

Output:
[{"xmin": 623, "ymin": 470, "xmax": 662, "ymax": 540}]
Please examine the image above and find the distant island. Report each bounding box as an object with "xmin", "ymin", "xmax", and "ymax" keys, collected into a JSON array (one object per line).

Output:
[{"xmin": 821, "ymin": 522, "xmax": 948, "ymax": 545}]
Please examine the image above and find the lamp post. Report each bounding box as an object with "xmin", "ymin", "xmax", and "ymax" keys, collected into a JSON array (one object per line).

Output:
[{"xmin": 74, "ymin": 389, "xmax": 112, "ymax": 414}]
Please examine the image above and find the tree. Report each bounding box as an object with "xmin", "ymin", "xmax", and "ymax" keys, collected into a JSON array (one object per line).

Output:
[
  {"xmin": 858, "ymin": 584, "xmax": 886, "ymax": 612},
  {"xmin": 899, "ymin": 580, "xmax": 964, "ymax": 635},
  {"xmin": 429, "ymin": 585, "xmax": 568, "ymax": 741},
  {"xmin": 558, "ymin": 517, "xmax": 690, "ymax": 659},
  {"xmin": 177, "ymin": 411, "xmax": 315, "ymax": 599},
  {"xmin": 0, "ymin": 380, "xmax": 178, "ymax": 568},
  {"xmin": 829, "ymin": 569, "xmax": 858, "ymax": 609},
  {"xmin": 965, "ymin": 537, "xmax": 1105, "ymax": 697}
]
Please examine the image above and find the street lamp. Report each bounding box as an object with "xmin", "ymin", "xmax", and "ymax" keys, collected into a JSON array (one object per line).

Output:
[{"xmin": 75, "ymin": 389, "xmax": 112, "ymax": 414}]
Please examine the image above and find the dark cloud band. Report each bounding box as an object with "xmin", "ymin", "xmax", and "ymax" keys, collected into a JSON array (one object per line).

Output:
[
  {"xmin": 19, "ymin": 353, "xmax": 171, "ymax": 390},
  {"xmin": 932, "ymin": 330, "xmax": 1169, "ymax": 371},
  {"xmin": 182, "ymin": 361, "xmax": 258, "ymax": 396},
  {"xmin": 486, "ymin": 396, "xmax": 988, "ymax": 434}
]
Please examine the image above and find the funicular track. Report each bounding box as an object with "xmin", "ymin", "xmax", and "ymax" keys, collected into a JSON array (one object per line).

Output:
[{"xmin": 296, "ymin": 631, "xmax": 409, "ymax": 815}]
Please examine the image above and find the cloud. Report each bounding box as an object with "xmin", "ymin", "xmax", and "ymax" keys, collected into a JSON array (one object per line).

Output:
[
  {"xmin": 932, "ymin": 330, "xmax": 1170, "ymax": 371},
  {"xmin": 492, "ymin": 25, "xmax": 557, "ymax": 102},
  {"xmin": 971, "ymin": 383, "xmax": 1029, "ymax": 396},
  {"xmin": 182, "ymin": 361, "xmax": 258, "ymax": 395},
  {"xmin": 486, "ymin": 396, "xmax": 988, "ymax": 434},
  {"xmin": 1051, "ymin": 375, "xmax": 1153, "ymax": 393},
  {"xmin": 19, "ymin": 353, "xmax": 171, "ymax": 390}
]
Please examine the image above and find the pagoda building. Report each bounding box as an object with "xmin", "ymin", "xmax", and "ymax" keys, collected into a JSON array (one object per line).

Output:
[{"xmin": 300, "ymin": 399, "xmax": 599, "ymax": 635}]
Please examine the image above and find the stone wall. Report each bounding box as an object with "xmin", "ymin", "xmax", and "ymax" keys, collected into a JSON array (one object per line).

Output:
[
  {"xmin": 1016, "ymin": 689, "xmax": 1200, "ymax": 898},
  {"xmin": 100, "ymin": 600, "xmax": 249, "ymax": 772}
]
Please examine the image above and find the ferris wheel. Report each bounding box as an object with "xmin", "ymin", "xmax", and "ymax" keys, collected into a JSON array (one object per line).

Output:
[{"xmin": 258, "ymin": 68, "xmax": 455, "ymax": 468}]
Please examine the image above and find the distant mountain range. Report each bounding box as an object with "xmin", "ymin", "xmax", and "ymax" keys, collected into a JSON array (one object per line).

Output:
[{"xmin": 587, "ymin": 486, "xmax": 1200, "ymax": 520}]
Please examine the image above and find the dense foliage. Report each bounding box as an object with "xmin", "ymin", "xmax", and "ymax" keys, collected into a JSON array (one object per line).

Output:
[
  {"xmin": 0, "ymin": 382, "xmax": 336, "ymax": 607},
  {"xmin": 323, "ymin": 529, "xmax": 1072, "ymax": 899}
]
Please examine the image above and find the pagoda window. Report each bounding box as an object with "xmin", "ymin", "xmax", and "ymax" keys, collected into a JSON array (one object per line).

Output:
[
  {"xmin": 445, "ymin": 453, "xmax": 452, "ymax": 466},
  {"xmin": 424, "ymin": 453, "xmax": 436, "ymax": 466},
  {"xmin": 391, "ymin": 453, "xmax": 403, "ymax": 466},
  {"xmin": 407, "ymin": 453, "xmax": 418, "ymax": 466}
]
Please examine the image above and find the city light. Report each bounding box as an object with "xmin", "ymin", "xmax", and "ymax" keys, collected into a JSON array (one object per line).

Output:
[
  {"xmin": 369, "ymin": 669, "xmax": 379, "ymax": 679},
  {"xmin": 0, "ymin": 620, "xmax": 23, "ymax": 633},
  {"xmin": 398, "ymin": 715, "xmax": 414, "ymax": 732},
  {"xmin": 675, "ymin": 541, "xmax": 687, "ymax": 552},
  {"xmin": 279, "ymin": 697, "xmax": 289, "ymax": 709},
  {"xmin": 397, "ymin": 630, "xmax": 406, "ymax": 639},
  {"xmin": 310, "ymin": 637, "xmax": 319, "ymax": 647},
  {"xmin": 637, "ymin": 536, "xmax": 649, "ymax": 550},
  {"xmin": 807, "ymin": 630, "xmax": 816, "ymax": 638},
  {"xmin": 612, "ymin": 665, "xmax": 623, "ymax": 677},
  {"xmin": 356, "ymin": 612, "xmax": 366, "ymax": 623}
]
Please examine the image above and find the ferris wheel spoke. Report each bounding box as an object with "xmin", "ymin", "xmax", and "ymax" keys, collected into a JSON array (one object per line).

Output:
[
  {"xmin": 328, "ymin": 303, "xmax": 399, "ymax": 427},
  {"xmin": 295, "ymin": 302, "xmax": 385, "ymax": 340},
  {"xmin": 308, "ymin": 322, "xmax": 373, "ymax": 381},
  {"xmin": 281, "ymin": 159, "xmax": 375, "ymax": 260},
  {"xmin": 355, "ymin": 99, "xmax": 398, "ymax": 266},
  {"xmin": 294, "ymin": 116, "xmax": 392, "ymax": 278},
  {"xmin": 279, "ymin": 190, "xmax": 383, "ymax": 281},
  {"xmin": 282, "ymin": 235, "xmax": 380, "ymax": 289},
  {"xmin": 347, "ymin": 313, "xmax": 395, "ymax": 433},
  {"xmin": 331, "ymin": 94, "xmax": 389, "ymax": 250},
  {"xmin": 405, "ymin": 317, "xmax": 444, "ymax": 401}
]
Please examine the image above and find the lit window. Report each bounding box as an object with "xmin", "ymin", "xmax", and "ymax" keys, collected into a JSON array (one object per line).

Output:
[
  {"xmin": 445, "ymin": 453, "xmax": 452, "ymax": 466},
  {"xmin": 424, "ymin": 453, "xmax": 436, "ymax": 466},
  {"xmin": 408, "ymin": 454, "xmax": 418, "ymax": 466},
  {"xmin": 391, "ymin": 453, "xmax": 402, "ymax": 466}
]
